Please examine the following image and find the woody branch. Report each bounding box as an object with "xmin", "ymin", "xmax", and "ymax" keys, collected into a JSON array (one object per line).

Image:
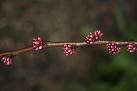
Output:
[
  {"xmin": 0, "ymin": 30, "xmax": 137, "ymax": 65},
  {"xmin": 0, "ymin": 41, "xmax": 137, "ymax": 57}
]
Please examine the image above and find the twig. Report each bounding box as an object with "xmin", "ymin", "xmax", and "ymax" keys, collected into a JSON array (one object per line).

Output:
[{"xmin": 0, "ymin": 40, "xmax": 136, "ymax": 57}]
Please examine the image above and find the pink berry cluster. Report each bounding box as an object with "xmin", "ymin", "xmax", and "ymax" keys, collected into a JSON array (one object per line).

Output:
[
  {"xmin": 127, "ymin": 42, "xmax": 137, "ymax": 53},
  {"xmin": 85, "ymin": 30, "xmax": 103, "ymax": 44},
  {"xmin": 32, "ymin": 36, "xmax": 76, "ymax": 56},
  {"xmin": 32, "ymin": 36, "xmax": 43, "ymax": 51},
  {"xmin": 63, "ymin": 44, "xmax": 75, "ymax": 56},
  {"xmin": 1, "ymin": 56, "xmax": 12, "ymax": 65},
  {"xmin": 106, "ymin": 42, "xmax": 121, "ymax": 54}
]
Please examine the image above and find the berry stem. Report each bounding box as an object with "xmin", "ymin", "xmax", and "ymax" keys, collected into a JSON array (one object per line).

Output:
[{"xmin": 0, "ymin": 41, "xmax": 137, "ymax": 57}]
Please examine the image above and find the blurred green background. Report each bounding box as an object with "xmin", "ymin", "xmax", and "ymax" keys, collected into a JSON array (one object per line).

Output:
[{"xmin": 0, "ymin": 0, "xmax": 137, "ymax": 91}]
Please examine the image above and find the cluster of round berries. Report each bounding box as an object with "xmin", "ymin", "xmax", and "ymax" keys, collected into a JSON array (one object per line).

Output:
[
  {"xmin": 0, "ymin": 56, "xmax": 12, "ymax": 65},
  {"xmin": 106, "ymin": 42, "xmax": 121, "ymax": 54},
  {"xmin": 127, "ymin": 42, "xmax": 137, "ymax": 53},
  {"xmin": 0, "ymin": 31, "xmax": 137, "ymax": 65},
  {"xmin": 32, "ymin": 36, "xmax": 43, "ymax": 51},
  {"xmin": 85, "ymin": 31, "xmax": 137, "ymax": 54},
  {"xmin": 85, "ymin": 30, "xmax": 103, "ymax": 44},
  {"xmin": 106, "ymin": 42, "xmax": 137, "ymax": 54},
  {"xmin": 64, "ymin": 44, "xmax": 75, "ymax": 56},
  {"xmin": 32, "ymin": 37, "xmax": 76, "ymax": 56}
]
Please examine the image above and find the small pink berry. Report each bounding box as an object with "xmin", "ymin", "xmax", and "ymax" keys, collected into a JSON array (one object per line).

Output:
[
  {"xmin": 32, "ymin": 36, "xmax": 43, "ymax": 51},
  {"xmin": 127, "ymin": 42, "xmax": 136, "ymax": 53},
  {"xmin": 64, "ymin": 44, "xmax": 75, "ymax": 56},
  {"xmin": 106, "ymin": 42, "xmax": 121, "ymax": 54},
  {"xmin": 85, "ymin": 30, "xmax": 103, "ymax": 45},
  {"xmin": 1, "ymin": 56, "xmax": 12, "ymax": 65}
]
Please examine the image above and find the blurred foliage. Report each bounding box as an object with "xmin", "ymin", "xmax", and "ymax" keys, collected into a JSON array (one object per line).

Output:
[{"xmin": 0, "ymin": 0, "xmax": 137, "ymax": 91}]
